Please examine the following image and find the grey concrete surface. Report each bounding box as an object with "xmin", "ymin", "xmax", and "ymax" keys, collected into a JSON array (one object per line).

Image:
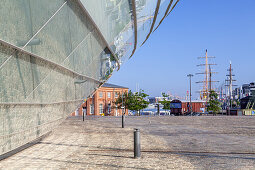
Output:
[{"xmin": 1, "ymin": 116, "xmax": 255, "ymax": 169}]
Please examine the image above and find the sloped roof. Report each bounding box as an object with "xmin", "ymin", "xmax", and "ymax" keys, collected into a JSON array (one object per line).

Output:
[{"xmin": 102, "ymin": 83, "xmax": 128, "ymax": 89}]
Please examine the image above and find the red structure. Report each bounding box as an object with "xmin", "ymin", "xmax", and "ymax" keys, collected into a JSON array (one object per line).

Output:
[
  {"xmin": 181, "ymin": 100, "xmax": 206, "ymax": 113},
  {"xmin": 170, "ymin": 99, "xmax": 206, "ymax": 115}
]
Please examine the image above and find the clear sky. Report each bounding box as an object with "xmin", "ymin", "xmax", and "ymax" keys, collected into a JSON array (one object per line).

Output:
[{"xmin": 108, "ymin": 0, "xmax": 255, "ymax": 99}]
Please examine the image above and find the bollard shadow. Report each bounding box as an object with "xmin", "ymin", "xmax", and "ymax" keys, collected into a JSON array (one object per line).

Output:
[
  {"xmin": 86, "ymin": 153, "xmax": 132, "ymax": 159},
  {"xmin": 38, "ymin": 141, "xmax": 132, "ymax": 153},
  {"xmin": 38, "ymin": 141, "xmax": 89, "ymax": 148}
]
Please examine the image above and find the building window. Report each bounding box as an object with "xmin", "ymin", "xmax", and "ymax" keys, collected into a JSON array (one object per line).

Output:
[
  {"xmin": 99, "ymin": 104, "xmax": 103, "ymax": 114},
  {"xmin": 99, "ymin": 92, "xmax": 103, "ymax": 98},
  {"xmin": 115, "ymin": 92, "xmax": 118, "ymax": 98},
  {"xmin": 108, "ymin": 92, "xmax": 111, "ymax": 98},
  {"xmin": 90, "ymin": 104, "xmax": 94, "ymax": 115}
]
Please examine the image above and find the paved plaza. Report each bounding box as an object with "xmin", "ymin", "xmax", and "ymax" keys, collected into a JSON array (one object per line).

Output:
[{"xmin": 1, "ymin": 116, "xmax": 255, "ymax": 169}]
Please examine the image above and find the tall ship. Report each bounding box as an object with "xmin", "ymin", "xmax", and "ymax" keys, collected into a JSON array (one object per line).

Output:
[{"xmin": 0, "ymin": 0, "xmax": 179, "ymax": 156}]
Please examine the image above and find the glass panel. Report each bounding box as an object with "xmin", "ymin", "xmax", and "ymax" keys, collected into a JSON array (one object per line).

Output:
[
  {"xmin": 0, "ymin": 0, "xmax": 66, "ymax": 47},
  {"xmin": 154, "ymin": 0, "xmax": 178, "ymax": 30},
  {"xmin": 0, "ymin": 42, "xmax": 99, "ymax": 153},
  {"xmin": 0, "ymin": 45, "xmax": 55, "ymax": 103},
  {"xmin": 80, "ymin": 0, "xmax": 133, "ymax": 47},
  {"xmin": 153, "ymin": 0, "xmax": 168, "ymax": 32},
  {"xmin": 23, "ymin": 1, "xmax": 91, "ymax": 65},
  {"xmin": 60, "ymin": 30, "xmax": 117, "ymax": 81},
  {"xmin": 20, "ymin": 1, "xmax": 117, "ymax": 81},
  {"xmin": 1, "ymin": 101, "xmax": 81, "ymax": 154},
  {"xmin": 24, "ymin": 67, "xmax": 99, "ymax": 104},
  {"xmin": 0, "ymin": 42, "xmax": 100, "ymax": 104},
  {"xmin": 0, "ymin": 0, "xmax": 103, "ymax": 150},
  {"xmin": 80, "ymin": 0, "xmax": 134, "ymax": 64},
  {"xmin": 136, "ymin": 0, "xmax": 158, "ymax": 47},
  {"xmin": 0, "ymin": 43, "xmax": 15, "ymax": 67}
]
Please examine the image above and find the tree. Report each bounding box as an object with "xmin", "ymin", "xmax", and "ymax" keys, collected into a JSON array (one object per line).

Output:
[
  {"xmin": 207, "ymin": 90, "xmax": 221, "ymax": 115},
  {"xmin": 114, "ymin": 90, "xmax": 149, "ymax": 116},
  {"xmin": 159, "ymin": 92, "xmax": 171, "ymax": 115},
  {"xmin": 114, "ymin": 91, "xmax": 129, "ymax": 110},
  {"xmin": 129, "ymin": 90, "xmax": 149, "ymax": 116}
]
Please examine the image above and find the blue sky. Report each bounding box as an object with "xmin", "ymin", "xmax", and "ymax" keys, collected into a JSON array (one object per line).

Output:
[{"xmin": 109, "ymin": 0, "xmax": 255, "ymax": 99}]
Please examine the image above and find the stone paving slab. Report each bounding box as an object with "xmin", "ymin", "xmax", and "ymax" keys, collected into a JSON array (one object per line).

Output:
[
  {"xmin": 1, "ymin": 116, "xmax": 255, "ymax": 169},
  {"xmin": 0, "ymin": 116, "xmax": 194, "ymax": 169}
]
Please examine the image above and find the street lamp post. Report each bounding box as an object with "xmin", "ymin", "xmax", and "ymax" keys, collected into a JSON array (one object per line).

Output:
[
  {"xmin": 122, "ymin": 89, "xmax": 125, "ymax": 128},
  {"xmin": 187, "ymin": 74, "xmax": 194, "ymax": 115}
]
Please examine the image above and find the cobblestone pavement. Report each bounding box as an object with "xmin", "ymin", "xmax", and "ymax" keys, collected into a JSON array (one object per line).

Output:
[{"xmin": 1, "ymin": 116, "xmax": 255, "ymax": 169}]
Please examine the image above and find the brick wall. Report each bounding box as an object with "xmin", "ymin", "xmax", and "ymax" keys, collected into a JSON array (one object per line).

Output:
[{"xmin": 71, "ymin": 86, "xmax": 128, "ymax": 116}]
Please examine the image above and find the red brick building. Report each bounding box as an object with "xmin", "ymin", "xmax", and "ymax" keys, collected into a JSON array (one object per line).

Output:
[{"xmin": 71, "ymin": 83, "xmax": 129, "ymax": 116}]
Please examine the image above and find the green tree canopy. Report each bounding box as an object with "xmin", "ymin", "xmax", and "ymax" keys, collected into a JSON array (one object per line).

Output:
[
  {"xmin": 114, "ymin": 91, "xmax": 129, "ymax": 109},
  {"xmin": 114, "ymin": 90, "xmax": 149, "ymax": 115},
  {"xmin": 207, "ymin": 90, "xmax": 221, "ymax": 114},
  {"xmin": 159, "ymin": 92, "xmax": 171, "ymax": 111}
]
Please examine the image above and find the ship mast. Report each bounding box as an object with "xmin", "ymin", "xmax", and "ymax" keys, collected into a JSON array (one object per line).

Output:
[
  {"xmin": 225, "ymin": 61, "xmax": 237, "ymax": 110},
  {"xmin": 196, "ymin": 49, "xmax": 218, "ymax": 101},
  {"xmin": 205, "ymin": 50, "xmax": 208, "ymax": 98}
]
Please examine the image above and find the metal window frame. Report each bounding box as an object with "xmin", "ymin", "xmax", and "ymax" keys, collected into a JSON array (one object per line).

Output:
[
  {"xmin": 154, "ymin": 0, "xmax": 180, "ymax": 33},
  {"xmin": 166, "ymin": 0, "xmax": 180, "ymax": 17},
  {"xmin": 153, "ymin": 0, "xmax": 174, "ymax": 32},
  {"xmin": 129, "ymin": 0, "xmax": 138, "ymax": 59}
]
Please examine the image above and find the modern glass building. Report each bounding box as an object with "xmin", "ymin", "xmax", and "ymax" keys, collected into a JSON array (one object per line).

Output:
[{"xmin": 0, "ymin": 0, "xmax": 179, "ymax": 156}]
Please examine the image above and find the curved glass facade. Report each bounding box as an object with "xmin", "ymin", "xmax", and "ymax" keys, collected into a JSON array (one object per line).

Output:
[{"xmin": 0, "ymin": 0, "xmax": 179, "ymax": 156}]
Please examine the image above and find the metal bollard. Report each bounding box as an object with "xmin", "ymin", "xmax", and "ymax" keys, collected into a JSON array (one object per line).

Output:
[
  {"xmin": 122, "ymin": 114, "xmax": 125, "ymax": 128},
  {"xmin": 134, "ymin": 128, "xmax": 141, "ymax": 158},
  {"xmin": 121, "ymin": 106, "xmax": 125, "ymax": 128}
]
